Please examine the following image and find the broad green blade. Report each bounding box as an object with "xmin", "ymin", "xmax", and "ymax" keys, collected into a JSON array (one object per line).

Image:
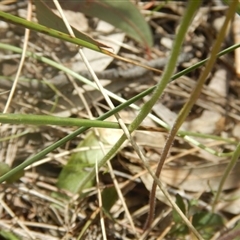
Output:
[
  {"xmin": 56, "ymin": 131, "xmax": 102, "ymax": 193},
  {"xmin": 57, "ymin": 126, "xmax": 123, "ymax": 194}
]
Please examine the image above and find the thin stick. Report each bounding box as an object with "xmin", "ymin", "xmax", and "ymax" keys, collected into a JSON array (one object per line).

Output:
[
  {"xmin": 2, "ymin": 0, "xmax": 32, "ymax": 113},
  {"xmin": 211, "ymin": 142, "xmax": 240, "ymax": 211},
  {"xmin": 0, "ymin": 195, "xmax": 35, "ymax": 239},
  {"xmin": 96, "ymin": 160, "xmax": 107, "ymax": 240}
]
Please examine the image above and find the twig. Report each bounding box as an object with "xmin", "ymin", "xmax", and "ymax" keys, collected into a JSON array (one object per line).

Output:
[
  {"xmin": 0, "ymin": 194, "xmax": 35, "ymax": 239},
  {"xmin": 95, "ymin": 161, "xmax": 107, "ymax": 240},
  {"xmin": 2, "ymin": 0, "xmax": 32, "ymax": 114}
]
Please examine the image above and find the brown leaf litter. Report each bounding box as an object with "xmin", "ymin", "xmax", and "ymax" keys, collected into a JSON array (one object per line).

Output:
[{"xmin": 0, "ymin": 1, "xmax": 240, "ymax": 239}]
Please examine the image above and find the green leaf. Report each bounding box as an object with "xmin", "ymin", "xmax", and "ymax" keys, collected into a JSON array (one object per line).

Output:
[
  {"xmin": 192, "ymin": 212, "xmax": 224, "ymax": 228},
  {"xmin": 42, "ymin": 0, "xmax": 153, "ymax": 47},
  {"xmin": 56, "ymin": 131, "xmax": 102, "ymax": 193},
  {"xmin": 56, "ymin": 125, "xmax": 121, "ymax": 194},
  {"xmin": 102, "ymin": 186, "xmax": 118, "ymax": 212},
  {"xmin": 170, "ymin": 194, "xmax": 189, "ymax": 236},
  {"xmin": 57, "ymin": 124, "xmax": 122, "ymax": 195},
  {"xmin": 0, "ymin": 230, "xmax": 21, "ymax": 240},
  {"xmin": 172, "ymin": 194, "xmax": 186, "ymax": 223},
  {"xmin": 0, "ymin": 163, "xmax": 24, "ymax": 183},
  {"xmin": 192, "ymin": 212, "xmax": 224, "ymax": 239},
  {"xmin": 0, "ymin": 162, "xmax": 11, "ymax": 177}
]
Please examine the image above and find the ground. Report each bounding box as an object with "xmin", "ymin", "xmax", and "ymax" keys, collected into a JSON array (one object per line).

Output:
[{"xmin": 0, "ymin": 1, "xmax": 240, "ymax": 240}]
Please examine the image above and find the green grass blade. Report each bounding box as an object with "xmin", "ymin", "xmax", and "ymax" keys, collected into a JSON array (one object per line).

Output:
[
  {"xmin": 0, "ymin": 41, "xmax": 239, "ymax": 183},
  {"xmin": 0, "ymin": 11, "xmax": 109, "ymax": 52},
  {"xmin": 0, "ymin": 113, "xmax": 120, "ymax": 129}
]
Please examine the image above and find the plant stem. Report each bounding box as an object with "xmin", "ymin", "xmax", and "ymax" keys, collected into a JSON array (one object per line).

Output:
[
  {"xmin": 144, "ymin": 0, "xmax": 201, "ymax": 230},
  {"xmin": 212, "ymin": 142, "xmax": 240, "ymax": 211},
  {"xmin": 78, "ymin": 0, "xmax": 201, "ymax": 194},
  {"xmin": 1, "ymin": 37, "xmax": 239, "ymax": 183},
  {"xmin": 146, "ymin": 0, "xmax": 238, "ymax": 232},
  {"xmin": 0, "ymin": 113, "xmax": 121, "ymax": 128}
]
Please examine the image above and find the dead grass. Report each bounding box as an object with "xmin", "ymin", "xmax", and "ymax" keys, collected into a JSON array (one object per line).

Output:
[{"xmin": 0, "ymin": 1, "xmax": 240, "ymax": 240}]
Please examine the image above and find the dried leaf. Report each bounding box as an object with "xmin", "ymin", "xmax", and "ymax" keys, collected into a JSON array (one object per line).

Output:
[
  {"xmin": 187, "ymin": 110, "xmax": 222, "ymax": 134},
  {"xmin": 216, "ymin": 188, "xmax": 240, "ymax": 214},
  {"xmin": 124, "ymin": 159, "xmax": 240, "ymax": 199},
  {"xmin": 161, "ymin": 160, "xmax": 240, "ymax": 192},
  {"xmin": 208, "ymin": 68, "xmax": 228, "ymax": 97},
  {"xmin": 71, "ymin": 33, "xmax": 125, "ymax": 72}
]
